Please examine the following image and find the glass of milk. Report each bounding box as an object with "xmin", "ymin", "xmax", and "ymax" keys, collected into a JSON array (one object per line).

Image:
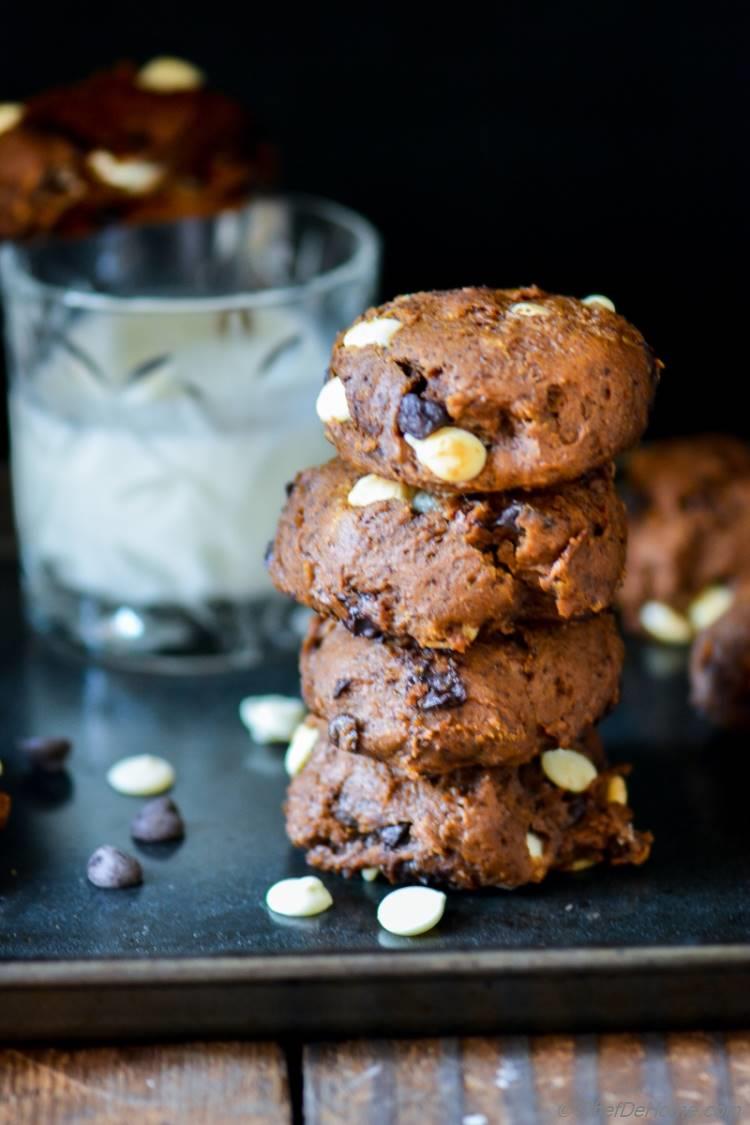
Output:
[{"xmin": 0, "ymin": 196, "xmax": 379, "ymax": 670}]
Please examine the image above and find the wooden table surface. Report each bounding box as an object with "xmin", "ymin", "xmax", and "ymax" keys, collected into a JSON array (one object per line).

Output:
[{"xmin": 1, "ymin": 1032, "xmax": 748, "ymax": 1124}]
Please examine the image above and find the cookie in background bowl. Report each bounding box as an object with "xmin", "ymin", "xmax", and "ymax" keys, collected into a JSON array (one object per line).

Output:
[{"xmin": 0, "ymin": 58, "xmax": 275, "ymax": 241}]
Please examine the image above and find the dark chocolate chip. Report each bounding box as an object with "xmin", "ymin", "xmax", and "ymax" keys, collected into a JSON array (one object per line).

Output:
[
  {"xmin": 131, "ymin": 797, "xmax": 185, "ymax": 844},
  {"xmin": 332, "ymin": 678, "xmax": 351, "ymax": 699},
  {"xmin": 380, "ymin": 823, "xmax": 411, "ymax": 849},
  {"xmin": 420, "ymin": 664, "xmax": 467, "ymax": 710},
  {"xmin": 87, "ymin": 846, "xmax": 143, "ymax": 889},
  {"xmin": 284, "ymin": 480, "xmax": 296, "ymax": 498},
  {"xmin": 493, "ymin": 501, "xmax": 524, "ymax": 544},
  {"xmin": 263, "ymin": 540, "xmax": 274, "ymax": 566},
  {"xmin": 566, "ymin": 796, "xmax": 589, "ymax": 825},
  {"xmin": 347, "ymin": 607, "xmax": 381, "ymax": 639},
  {"xmin": 397, "ymin": 393, "xmax": 450, "ymax": 440},
  {"xmin": 328, "ymin": 714, "xmax": 359, "ymax": 754},
  {"xmin": 17, "ymin": 736, "xmax": 72, "ymax": 773}
]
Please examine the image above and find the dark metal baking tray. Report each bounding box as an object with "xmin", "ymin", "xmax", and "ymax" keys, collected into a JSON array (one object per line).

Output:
[{"xmin": 1, "ymin": 565, "xmax": 749, "ymax": 1040}]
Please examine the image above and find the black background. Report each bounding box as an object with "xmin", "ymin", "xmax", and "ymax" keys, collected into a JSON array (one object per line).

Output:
[{"xmin": 1, "ymin": 4, "xmax": 747, "ymax": 448}]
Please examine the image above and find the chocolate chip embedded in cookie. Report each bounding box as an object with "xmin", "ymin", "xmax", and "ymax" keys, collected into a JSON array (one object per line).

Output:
[
  {"xmin": 321, "ymin": 287, "xmax": 659, "ymax": 493},
  {"xmin": 285, "ymin": 722, "xmax": 651, "ymax": 890},
  {"xmin": 300, "ymin": 614, "xmax": 624, "ymax": 776},
  {"xmin": 690, "ymin": 588, "xmax": 750, "ymax": 729},
  {"xmin": 619, "ymin": 435, "xmax": 750, "ymax": 639},
  {"xmin": 268, "ymin": 458, "xmax": 627, "ymax": 651}
]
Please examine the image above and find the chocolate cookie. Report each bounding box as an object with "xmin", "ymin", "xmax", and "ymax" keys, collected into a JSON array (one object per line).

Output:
[
  {"xmin": 286, "ymin": 722, "xmax": 651, "ymax": 890},
  {"xmin": 690, "ymin": 589, "xmax": 750, "ymax": 729},
  {"xmin": 0, "ymin": 60, "xmax": 274, "ymax": 241},
  {"xmin": 269, "ymin": 458, "xmax": 626, "ymax": 650},
  {"xmin": 301, "ymin": 614, "xmax": 623, "ymax": 775},
  {"xmin": 619, "ymin": 436, "xmax": 750, "ymax": 637},
  {"xmin": 319, "ymin": 287, "xmax": 659, "ymax": 493}
]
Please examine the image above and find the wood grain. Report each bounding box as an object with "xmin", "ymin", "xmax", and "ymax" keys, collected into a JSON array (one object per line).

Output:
[
  {"xmin": 0, "ymin": 1041, "xmax": 290, "ymax": 1125},
  {"xmin": 304, "ymin": 1032, "xmax": 750, "ymax": 1124}
]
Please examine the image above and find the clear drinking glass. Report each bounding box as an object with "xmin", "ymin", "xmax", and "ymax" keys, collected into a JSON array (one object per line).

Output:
[{"xmin": 1, "ymin": 196, "xmax": 380, "ymax": 670}]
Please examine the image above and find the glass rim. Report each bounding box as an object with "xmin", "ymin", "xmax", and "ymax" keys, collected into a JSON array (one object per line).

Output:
[{"xmin": 0, "ymin": 193, "xmax": 380, "ymax": 314}]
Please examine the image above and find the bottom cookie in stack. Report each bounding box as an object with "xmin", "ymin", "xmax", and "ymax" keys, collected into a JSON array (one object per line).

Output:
[{"xmin": 286, "ymin": 719, "xmax": 652, "ymax": 891}]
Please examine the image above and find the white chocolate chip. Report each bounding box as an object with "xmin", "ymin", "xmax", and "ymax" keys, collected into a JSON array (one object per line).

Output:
[
  {"xmin": 405, "ymin": 427, "xmax": 487, "ymax": 484},
  {"xmin": 639, "ymin": 601, "xmax": 693, "ymax": 645},
  {"xmin": 526, "ymin": 832, "xmax": 544, "ymax": 860},
  {"xmin": 608, "ymin": 776, "xmax": 628, "ymax": 805},
  {"xmin": 239, "ymin": 695, "xmax": 305, "ymax": 744},
  {"xmin": 107, "ymin": 754, "xmax": 175, "ymax": 796},
  {"xmin": 541, "ymin": 748, "xmax": 598, "ymax": 793},
  {"xmin": 136, "ymin": 57, "xmax": 205, "ymax": 92},
  {"xmin": 315, "ymin": 377, "xmax": 351, "ymax": 423},
  {"xmin": 461, "ymin": 624, "xmax": 479, "ymax": 643},
  {"xmin": 687, "ymin": 585, "xmax": 734, "ymax": 632},
  {"xmin": 265, "ymin": 876, "xmax": 332, "ymax": 917},
  {"xmin": 0, "ymin": 103, "xmax": 24, "ymax": 136},
  {"xmin": 509, "ymin": 301, "xmax": 551, "ymax": 317},
  {"xmin": 582, "ymin": 294, "xmax": 616, "ymax": 312},
  {"xmin": 567, "ymin": 857, "xmax": 598, "ymax": 872},
  {"xmin": 284, "ymin": 721, "xmax": 319, "ymax": 777},
  {"xmin": 361, "ymin": 867, "xmax": 381, "ymax": 882},
  {"xmin": 342, "ymin": 317, "xmax": 402, "ymax": 349},
  {"xmin": 411, "ymin": 490, "xmax": 442, "ymax": 514},
  {"xmin": 376, "ymin": 886, "xmax": 446, "ymax": 937},
  {"xmin": 87, "ymin": 151, "xmax": 164, "ymax": 194},
  {"xmin": 347, "ymin": 474, "xmax": 413, "ymax": 507}
]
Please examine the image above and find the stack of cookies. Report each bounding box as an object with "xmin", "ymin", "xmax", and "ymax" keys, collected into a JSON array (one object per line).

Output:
[{"xmin": 268, "ymin": 286, "xmax": 659, "ymax": 889}]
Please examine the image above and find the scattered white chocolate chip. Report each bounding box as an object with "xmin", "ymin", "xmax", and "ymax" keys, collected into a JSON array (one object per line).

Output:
[
  {"xmin": 265, "ymin": 876, "xmax": 332, "ymax": 917},
  {"xmin": 136, "ymin": 57, "xmax": 205, "ymax": 92},
  {"xmin": 582, "ymin": 294, "xmax": 616, "ymax": 312},
  {"xmin": 526, "ymin": 832, "xmax": 544, "ymax": 860},
  {"xmin": 107, "ymin": 754, "xmax": 175, "ymax": 797},
  {"xmin": 376, "ymin": 886, "xmax": 446, "ymax": 937},
  {"xmin": 342, "ymin": 317, "xmax": 402, "ymax": 349},
  {"xmin": 639, "ymin": 600, "xmax": 693, "ymax": 645},
  {"xmin": 315, "ymin": 377, "xmax": 351, "ymax": 423},
  {"xmin": 567, "ymin": 858, "xmax": 598, "ymax": 872},
  {"xmin": 0, "ymin": 103, "xmax": 24, "ymax": 136},
  {"xmin": 411, "ymin": 490, "xmax": 442, "ymax": 514},
  {"xmin": 461, "ymin": 624, "xmax": 479, "ymax": 643},
  {"xmin": 405, "ymin": 427, "xmax": 487, "ymax": 484},
  {"xmin": 361, "ymin": 867, "xmax": 381, "ymax": 882},
  {"xmin": 509, "ymin": 301, "xmax": 551, "ymax": 317},
  {"xmin": 347, "ymin": 474, "xmax": 413, "ymax": 507},
  {"xmin": 284, "ymin": 721, "xmax": 319, "ymax": 777},
  {"xmin": 541, "ymin": 748, "xmax": 598, "ymax": 793},
  {"xmin": 687, "ymin": 585, "xmax": 733, "ymax": 632},
  {"xmin": 608, "ymin": 776, "xmax": 628, "ymax": 805},
  {"xmin": 87, "ymin": 151, "xmax": 164, "ymax": 194},
  {"xmin": 239, "ymin": 695, "xmax": 305, "ymax": 744}
]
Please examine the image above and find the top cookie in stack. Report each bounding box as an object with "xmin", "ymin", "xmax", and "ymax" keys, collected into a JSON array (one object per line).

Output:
[
  {"xmin": 317, "ymin": 285, "xmax": 658, "ymax": 492},
  {"xmin": 270, "ymin": 285, "xmax": 659, "ymax": 890}
]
